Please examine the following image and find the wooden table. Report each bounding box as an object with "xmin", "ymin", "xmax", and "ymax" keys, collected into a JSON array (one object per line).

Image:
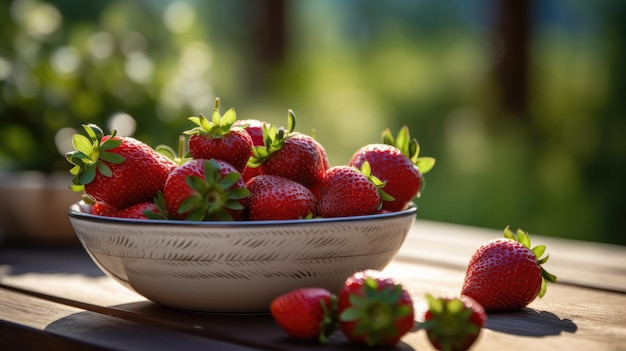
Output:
[{"xmin": 1, "ymin": 219, "xmax": 625, "ymax": 350}]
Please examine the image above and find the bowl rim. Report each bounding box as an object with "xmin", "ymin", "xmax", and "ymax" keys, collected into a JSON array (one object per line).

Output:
[{"xmin": 68, "ymin": 201, "xmax": 417, "ymax": 228}]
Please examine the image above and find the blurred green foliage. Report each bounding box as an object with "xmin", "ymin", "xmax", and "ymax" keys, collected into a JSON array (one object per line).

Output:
[{"xmin": 0, "ymin": 0, "xmax": 624, "ymax": 245}]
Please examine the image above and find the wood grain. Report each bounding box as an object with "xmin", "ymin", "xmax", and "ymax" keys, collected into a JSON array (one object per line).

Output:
[
  {"xmin": 0, "ymin": 288, "xmax": 259, "ymax": 351},
  {"xmin": 1, "ymin": 219, "xmax": 625, "ymax": 350}
]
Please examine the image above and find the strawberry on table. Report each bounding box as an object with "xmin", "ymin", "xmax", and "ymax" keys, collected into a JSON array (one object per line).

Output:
[
  {"xmin": 66, "ymin": 124, "xmax": 177, "ymax": 209},
  {"xmin": 184, "ymin": 98, "xmax": 253, "ymax": 173},
  {"xmin": 247, "ymin": 110, "xmax": 327, "ymax": 188},
  {"xmin": 338, "ymin": 269, "xmax": 414, "ymax": 347},
  {"xmin": 422, "ymin": 294, "xmax": 487, "ymax": 351},
  {"xmin": 317, "ymin": 163, "xmax": 392, "ymax": 218},
  {"xmin": 349, "ymin": 126, "xmax": 435, "ymax": 212},
  {"xmin": 246, "ymin": 175, "xmax": 317, "ymax": 220},
  {"xmin": 163, "ymin": 158, "xmax": 250, "ymax": 221},
  {"xmin": 460, "ymin": 227, "xmax": 557, "ymax": 312},
  {"xmin": 270, "ymin": 287, "xmax": 338, "ymax": 343}
]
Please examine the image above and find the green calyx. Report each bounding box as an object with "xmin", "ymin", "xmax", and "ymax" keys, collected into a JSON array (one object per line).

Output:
[
  {"xmin": 247, "ymin": 109, "xmax": 296, "ymax": 168},
  {"xmin": 183, "ymin": 98, "xmax": 239, "ymax": 138},
  {"xmin": 177, "ymin": 159, "xmax": 250, "ymax": 221},
  {"xmin": 144, "ymin": 191, "xmax": 171, "ymax": 220},
  {"xmin": 339, "ymin": 277, "xmax": 412, "ymax": 347},
  {"xmin": 504, "ymin": 226, "xmax": 558, "ymax": 297},
  {"xmin": 382, "ymin": 126, "xmax": 436, "ymax": 175},
  {"xmin": 155, "ymin": 134, "xmax": 190, "ymax": 165},
  {"xmin": 422, "ymin": 294, "xmax": 481, "ymax": 351},
  {"xmin": 357, "ymin": 161, "xmax": 395, "ymax": 209},
  {"xmin": 65, "ymin": 124, "xmax": 125, "ymax": 192},
  {"xmin": 318, "ymin": 294, "xmax": 339, "ymax": 344}
]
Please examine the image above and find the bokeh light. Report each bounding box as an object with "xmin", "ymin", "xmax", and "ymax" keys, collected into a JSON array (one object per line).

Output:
[
  {"xmin": 107, "ymin": 112, "xmax": 137, "ymax": 137},
  {"xmin": 1, "ymin": 0, "xmax": 625, "ymax": 245},
  {"xmin": 164, "ymin": 1, "xmax": 196, "ymax": 34}
]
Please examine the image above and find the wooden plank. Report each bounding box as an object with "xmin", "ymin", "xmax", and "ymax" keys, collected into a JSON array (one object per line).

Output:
[
  {"xmin": 2, "ymin": 257, "xmax": 625, "ymax": 350},
  {"xmin": 402, "ymin": 220, "xmax": 626, "ymax": 293},
  {"xmin": 0, "ymin": 287, "xmax": 263, "ymax": 351},
  {"xmin": 0, "ymin": 279, "xmax": 362, "ymax": 351},
  {"xmin": 385, "ymin": 260, "xmax": 626, "ymax": 351},
  {"xmin": 1, "ymin": 221, "xmax": 625, "ymax": 351},
  {"xmin": 0, "ymin": 323, "xmax": 110, "ymax": 351}
]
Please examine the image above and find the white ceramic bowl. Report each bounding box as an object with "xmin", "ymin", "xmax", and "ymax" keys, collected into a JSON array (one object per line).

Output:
[{"xmin": 68, "ymin": 201, "xmax": 417, "ymax": 313}]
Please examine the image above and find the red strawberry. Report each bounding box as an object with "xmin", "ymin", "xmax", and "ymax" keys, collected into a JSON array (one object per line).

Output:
[
  {"xmin": 310, "ymin": 135, "xmax": 330, "ymax": 173},
  {"xmin": 234, "ymin": 118, "xmax": 268, "ymax": 182},
  {"xmin": 163, "ymin": 158, "xmax": 250, "ymax": 221},
  {"xmin": 248, "ymin": 110, "xmax": 326, "ymax": 188},
  {"xmin": 66, "ymin": 124, "xmax": 177, "ymax": 209},
  {"xmin": 246, "ymin": 175, "xmax": 316, "ymax": 220},
  {"xmin": 184, "ymin": 98, "xmax": 253, "ymax": 173},
  {"xmin": 460, "ymin": 227, "xmax": 557, "ymax": 312},
  {"xmin": 307, "ymin": 136, "xmax": 331, "ymax": 199},
  {"xmin": 89, "ymin": 201, "xmax": 116, "ymax": 217},
  {"xmin": 234, "ymin": 118, "xmax": 267, "ymax": 146},
  {"xmin": 113, "ymin": 202, "xmax": 160, "ymax": 219},
  {"xmin": 423, "ymin": 294, "xmax": 487, "ymax": 351},
  {"xmin": 317, "ymin": 163, "xmax": 392, "ymax": 218},
  {"xmin": 262, "ymin": 131, "xmax": 326, "ymax": 188},
  {"xmin": 338, "ymin": 270, "xmax": 414, "ymax": 347},
  {"xmin": 349, "ymin": 126, "xmax": 435, "ymax": 212},
  {"xmin": 270, "ymin": 287, "xmax": 338, "ymax": 343}
]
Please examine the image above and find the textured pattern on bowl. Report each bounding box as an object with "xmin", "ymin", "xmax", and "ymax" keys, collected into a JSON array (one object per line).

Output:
[{"xmin": 69, "ymin": 202, "xmax": 417, "ymax": 312}]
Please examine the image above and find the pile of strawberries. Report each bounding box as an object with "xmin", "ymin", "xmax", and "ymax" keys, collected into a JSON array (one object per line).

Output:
[
  {"xmin": 271, "ymin": 227, "xmax": 557, "ymax": 350},
  {"xmin": 65, "ymin": 98, "xmax": 435, "ymax": 220},
  {"xmin": 66, "ymin": 98, "xmax": 557, "ymax": 350}
]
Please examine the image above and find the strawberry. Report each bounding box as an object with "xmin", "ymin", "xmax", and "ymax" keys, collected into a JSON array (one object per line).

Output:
[
  {"xmin": 270, "ymin": 287, "xmax": 338, "ymax": 343},
  {"xmin": 338, "ymin": 270, "xmax": 414, "ymax": 347},
  {"xmin": 460, "ymin": 227, "xmax": 557, "ymax": 312},
  {"xmin": 348, "ymin": 126, "xmax": 435, "ymax": 212},
  {"xmin": 310, "ymin": 135, "xmax": 330, "ymax": 173},
  {"xmin": 113, "ymin": 202, "xmax": 161, "ymax": 219},
  {"xmin": 317, "ymin": 163, "xmax": 392, "ymax": 218},
  {"xmin": 247, "ymin": 110, "xmax": 326, "ymax": 188},
  {"xmin": 66, "ymin": 124, "xmax": 177, "ymax": 209},
  {"xmin": 89, "ymin": 201, "xmax": 116, "ymax": 217},
  {"xmin": 422, "ymin": 294, "xmax": 487, "ymax": 351},
  {"xmin": 184, "ymin": 98, "xmax": 253, "ymax": 173},
  {"xmin": 234, "ymin": 118, "xmax": 268, "ymax": 182},
  {"xmin": 246, "ymin": 175, "xmax": 316, "ymax": 220},
  {"xmin": 307, "ymin": 136, "xmax": 331, "ymax": 200},
  {"xmin": 163, "ymin": 158, "xmax": 250, "ymax": 221},
  {"xmin": 234, "ymin": 119, "xmax": 267, "ymax": 146}
]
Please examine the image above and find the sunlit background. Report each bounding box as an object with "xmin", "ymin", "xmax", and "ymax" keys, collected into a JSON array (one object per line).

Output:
[{"xmin": 1, "ymin": 0, "xmax": 624, "ymax": 245}]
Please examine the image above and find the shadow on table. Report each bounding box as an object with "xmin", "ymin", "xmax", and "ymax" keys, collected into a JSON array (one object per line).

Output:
[
  {"xmin": 46, "ymin": 301, "xmax": 415, "ymax": 351},
  {"xmin": 126, "ymin": 301, "xmax": 417, "ymax": 350},
  {"xmin": 486, "ymin": 308, "xmax": 577, "ymax": 336},
  {"xmin": 44, "ymin": 300, "xmax": 417, "ymax": 351},
  {"xmin": 0, "ymin": 246, "xmax": 104, "ymax": 277}
]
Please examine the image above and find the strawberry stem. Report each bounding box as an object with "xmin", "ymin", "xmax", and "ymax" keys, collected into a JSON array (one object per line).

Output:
[
  {"xmin": 183, "ymin": 97, "xmax": 238, "ymax": 139},
  {"xmin": 381, "ymin": 125, "xmax": 436, "ymax": 175},
  {"xmin": 247, "ymin": 110, "xmax": 297, "ymax": 168},
  {"xmin": 66, "ymin": 124, "xmax": 125, "ymax": 192},
  {"xmin": 155, "ymin": 135, "xmax": 190, "ymax": 165},
  {"xmin": 503, "ymin": 226, "xmax": 557, "ymax": 298},
  {"xmin": 177, "ymin": 159, "xmax": 250, "ymax": 221},
  {"xmin": 339, "ymin": 277, "xmax": 411, "ymax": 347},
  {"xmin": 422, "ymin": 294, "xmax": 484, "ymax": 351}
]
